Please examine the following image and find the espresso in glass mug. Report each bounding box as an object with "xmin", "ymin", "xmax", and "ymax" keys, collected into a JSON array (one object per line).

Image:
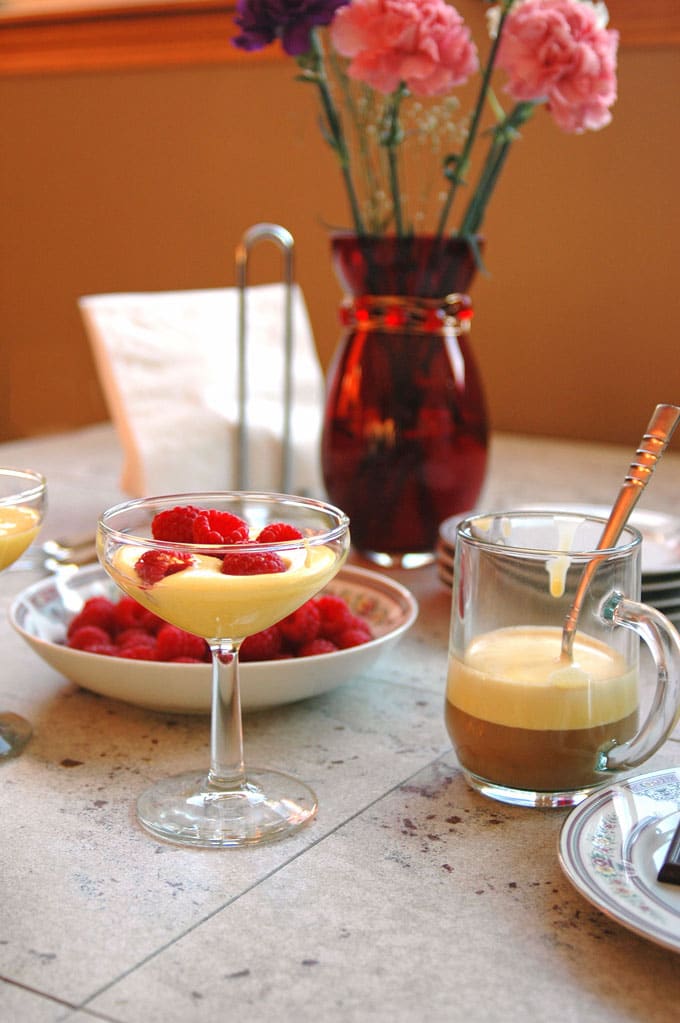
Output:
[{"xmin": 445, "ymin": 511, "xmax": 680, "ymax": 808}]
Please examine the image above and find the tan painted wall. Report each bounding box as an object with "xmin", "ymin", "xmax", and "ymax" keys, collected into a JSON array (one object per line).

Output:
[{"xmin": 1, "ymin": 11, "xmax": 679, "ymax": 447}]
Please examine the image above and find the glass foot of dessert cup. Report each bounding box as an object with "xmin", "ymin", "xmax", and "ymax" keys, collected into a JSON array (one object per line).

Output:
[
  {"xmin": 360, "ymin": 549, "xmax": 435, "ymax": 570},
  {"xmin": 136, "ymin": 768, "xmax": 318, "ymax": 848},
  {"xmin": 462, "ymin": 769, "xmax": 601, "ymax": 810},
  {"xmin": 0, "ymin": 712, "xmax": 32, "ymax": 759}
]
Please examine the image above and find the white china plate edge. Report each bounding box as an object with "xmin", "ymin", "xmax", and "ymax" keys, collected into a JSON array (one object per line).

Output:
[
  {"xmin": 524, "ymin": 505, "xmax": 680, "ymax": 576},
  {"xmin": 438, "ymin": 505, "xmax": 680, "ymax": 577},
  {"xmin": 558, "ymin": 767, "xmax": 680, "ymax": 954}
]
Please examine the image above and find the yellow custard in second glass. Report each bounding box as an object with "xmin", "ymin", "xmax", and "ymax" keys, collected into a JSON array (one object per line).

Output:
[
  {"xmin": 110, "ymin": 544, "xmax": 343, "ymax": 640},
  {"xmin": 0, "ymin": 506, "xmax": 41, "ymax": 571}
]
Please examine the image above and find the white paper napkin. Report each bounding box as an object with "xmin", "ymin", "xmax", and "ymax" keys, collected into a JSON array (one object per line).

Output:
[{"xmin": 79, "ymin": 284, "xmax": 325, "ymax": 498}]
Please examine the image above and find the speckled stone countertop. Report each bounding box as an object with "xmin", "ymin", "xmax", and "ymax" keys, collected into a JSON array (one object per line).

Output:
[{"xmin": 1, "ymin": 424, "xmax": 679, "ymax": 1023}]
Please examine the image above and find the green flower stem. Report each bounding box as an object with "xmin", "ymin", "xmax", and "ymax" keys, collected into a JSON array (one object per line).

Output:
[
  {"xmin": 328, "ymin": 53, "xmax": 382, "ymax": 232},
  {"xmin": 308, "ymin": 31, "xmax": 365, "ymax": 237},
  {"xmin": 459, "ymin": 101, "xmax": 535, "ymax": 236},
  {"xmin": 435, "ymin": 0, "xmax": 516, "ymax": 240},
  {"xmin": 458, "ymin": 136, "xmax": 511, "ymax": 237},
  {"xmin": 381, "ymin": 87, "xmax": 407, "ymax": 237}
]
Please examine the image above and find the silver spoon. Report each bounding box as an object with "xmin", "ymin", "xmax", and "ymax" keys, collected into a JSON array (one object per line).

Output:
[
  {"xmin": 561, "ymin": 402, "xmax": 680, "ymax": 658},
  {"xmin": 13, "ymin": 532, "xmax": 97, "ymax": 572}
]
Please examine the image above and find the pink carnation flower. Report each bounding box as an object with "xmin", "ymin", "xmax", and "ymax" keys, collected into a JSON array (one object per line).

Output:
[
  {"xmin": 330, "ymin": 0, "xmax": 478, "ymax": 97},
  {"xmin": 495, "ymin": 0, "xmax": 618, "ymax": 133}
]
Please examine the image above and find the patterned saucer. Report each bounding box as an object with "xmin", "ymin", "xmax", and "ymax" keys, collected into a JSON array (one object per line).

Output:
[{"xmin": 559, "ymin": 768, "xmax": 680, "ymax": 953}]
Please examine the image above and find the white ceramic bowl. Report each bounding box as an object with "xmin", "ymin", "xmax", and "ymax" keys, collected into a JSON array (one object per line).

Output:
[{"xmin": 10, "ymin": 563, "xmax": 418, "ymax": 714}]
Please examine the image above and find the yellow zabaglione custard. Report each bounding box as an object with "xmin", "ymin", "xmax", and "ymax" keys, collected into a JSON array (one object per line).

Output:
[
  {"xmin": 0, "ymin": 506, "xmax": 41, "ymax": 571},
  {"xmin": 447, "ymin": 625, "xmax": 638, "ymax": 732},
  {"xmin": 109, "ymin": 543, "xmax": 343, "ymax": 640}
]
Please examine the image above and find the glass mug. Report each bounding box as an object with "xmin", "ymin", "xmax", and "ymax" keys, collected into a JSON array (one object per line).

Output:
[{"xmin": 445, "ymin": 511, "xmax": 680, "ymax": 808}]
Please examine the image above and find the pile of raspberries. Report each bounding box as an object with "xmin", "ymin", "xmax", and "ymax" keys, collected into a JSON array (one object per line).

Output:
[
  {"xmin": 65, "ymin": 591, "xmax": 372, "ymax": 663},
  {"xmin": 135, "ymin": 505, "xmax": 307, "ymax": 584}
]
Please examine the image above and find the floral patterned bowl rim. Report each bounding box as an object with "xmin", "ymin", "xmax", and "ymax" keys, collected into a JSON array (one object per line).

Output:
[{"xmin": 10, "ymin": 563, "xmax": 418, "ymax": 715}]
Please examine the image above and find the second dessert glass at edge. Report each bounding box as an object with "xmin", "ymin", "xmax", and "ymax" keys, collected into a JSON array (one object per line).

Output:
[
  {"xmin": 97, "ymin": 491, "xmax": 350, "ymax": 848},
  {"xmin": 1, "ymin": 467, "xmax": 47, "ymax": 758}
]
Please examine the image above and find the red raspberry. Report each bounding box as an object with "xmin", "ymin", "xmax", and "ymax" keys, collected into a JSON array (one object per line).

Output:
[
  {"xmin": 154, "ymin": 625, "xmax": 185, "ymax": 661},
  {"xmin": 68, "ymin": 625, "xmax": 112, "ymax": 651},
  {"xmin": 112, "ymin": 596, "xmax": 151, "ymax": 632},
  {"xmin": 192, "ymin": 510, "xmax": 249, "ymax": 545},
  {"xmin": 345, "ymin": 615, "xmax": 373, "ymax": 639},
  {"xmin": 115, "ymin": 628, "xmax": 153, "ymax": 648},
  {"xmin": 117, "ymin": 642, "xmax": 158, "ymax": 661},
  {"xmin": 67, "ymin": 597, "xmax": 117, "ymax": 638},
  {"xmin": 314, "ymin": 594, "xmax": 355, "ymax": 640},
  {"xmin": 348, "ymin": 612, "xmax": 370, "ymax": 629},
  {"xmin": 155, "ymin": 624, "xmax": 208, "ymax": 662},
  {"xmin": 336, "ymin": 627, "xmax": 372, "ymax": 649},
  {"xmin": 87, "ymin": 642, "xmax": 118, "ymax": 656},
  {"xmin": 256, "ymin": 522, "xmax": 304, "ymax": 543},
  {"xmin": 298, "ymin": 638, "xmax": 338, "ymax": 657},
  {"xmin": 118, "ymin": 636, "xmax": 158, "ymax": 658},
  {"xmin": 278, "ymin": 601, "xmax": 321, "ymax": 647},
  {"xmin": 240, "ymin": 626, "xmax": 283, "ymax": 662},
  {"xmin": 135, "ymin": 550, "xmax": 193, "ymax": 585},
  {"xmin": 138, "ymin": 608, "xmax": 165, "ymax": 635},
  {"xmin": 221, "ymin": 551, "xmax": 286, "ymax": 575},
  {"xmin": 152, "ymin": 505, "xmax": 202, "ymax": 542}
]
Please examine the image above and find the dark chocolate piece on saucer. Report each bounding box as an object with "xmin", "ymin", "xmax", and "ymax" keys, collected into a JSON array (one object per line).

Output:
[{"xmin": 657, "ymin": 816, "xmax": 680, "ymax": 885}]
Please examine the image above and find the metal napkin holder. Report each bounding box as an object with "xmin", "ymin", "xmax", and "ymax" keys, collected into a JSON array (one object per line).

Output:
[{"xmin": 235, "ymin": 223, "xmax": 295, "ymax": 493}]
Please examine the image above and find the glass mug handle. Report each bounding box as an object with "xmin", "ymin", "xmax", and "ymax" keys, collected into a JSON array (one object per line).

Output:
[{"xmin": 600, "ymin": 592, "xmax": 680, "ymax": 771}]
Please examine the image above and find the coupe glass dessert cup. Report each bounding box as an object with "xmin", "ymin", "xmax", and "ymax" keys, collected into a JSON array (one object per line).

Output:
[
  {"xmin": 97, "ymin": 491, "xmax": 350, "ymax": 848},
  {"xmin": 0, "ymin": 467, "xmax": 47, "ymax": 758}
]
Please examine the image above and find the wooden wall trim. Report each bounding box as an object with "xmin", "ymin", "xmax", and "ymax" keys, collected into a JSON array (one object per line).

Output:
[
  {"xmin": 0, "ymin": 2, "xmax": 271, "ymax": 75},
  {"xmin": 0, "ymin": 2, "xmax": 677, "ymax": 78}
]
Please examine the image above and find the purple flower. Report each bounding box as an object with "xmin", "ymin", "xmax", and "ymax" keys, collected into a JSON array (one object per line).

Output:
[{"xmin": 233, "ymin": 0, "xmax": 349, "ymax": 57}]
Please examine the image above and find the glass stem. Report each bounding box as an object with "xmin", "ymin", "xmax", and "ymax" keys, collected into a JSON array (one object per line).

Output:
[{"xmin": 207, "ymin": 640, "xmax": 246, "ymax": 790}]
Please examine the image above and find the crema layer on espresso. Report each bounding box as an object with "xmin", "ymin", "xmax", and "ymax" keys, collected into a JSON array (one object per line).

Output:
[{"xmin": 447, "ymin": 625, "xmax": 638, "ymax": 731}]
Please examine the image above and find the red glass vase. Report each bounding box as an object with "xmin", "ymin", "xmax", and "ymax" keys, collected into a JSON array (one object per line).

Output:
[{"xmin": 321, "ymin": 234, "xmax": 489, "ymax": 567}]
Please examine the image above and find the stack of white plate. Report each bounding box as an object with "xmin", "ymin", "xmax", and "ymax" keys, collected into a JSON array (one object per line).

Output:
[
  {"xmin": 436, "ymin": 504, "xmax": 680, "ymax": 630},
  {"xmin": 435, "ymin": 511, "xmax": 471, "ymax": 588}
]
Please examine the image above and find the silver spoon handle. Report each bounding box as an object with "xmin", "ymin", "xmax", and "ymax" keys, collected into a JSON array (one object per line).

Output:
[{"xmin": 561, "ymin": 403, "xmax": 680, "ymax": 657}]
